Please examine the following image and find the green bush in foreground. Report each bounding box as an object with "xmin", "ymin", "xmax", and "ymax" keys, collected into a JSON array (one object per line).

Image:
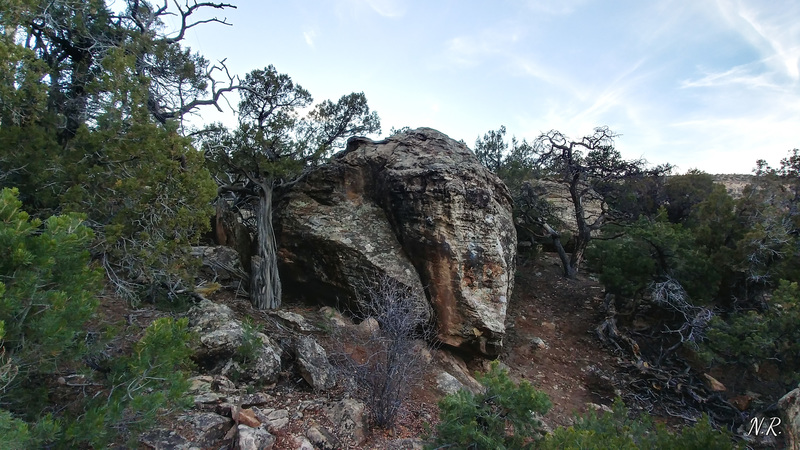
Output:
[
  {"xmin": 542, "ymin": 398, "xmax": 738, "ymax": 450},
  {"xmin": 430, "ymin": 361, "xmax": 551, "ymax": 449},
  {"xmin": 0, "ymin": 188, "xmax": 195, "ymax": 447},
  {"xmin": 0, "ymin": 187, "xmax": 102, "ymax": 414}
]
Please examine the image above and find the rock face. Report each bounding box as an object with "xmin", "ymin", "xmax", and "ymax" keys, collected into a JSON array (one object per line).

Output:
[
  {"xmin": 187, "ymin": 299, "xmax": 282, "ymax": 383},
  {"xmin": 277, "ymin": 128, "xmax": 516, "ymax": 355},
  {"xmin": 780, "ymin": 385, "xmax": 800, "ymax": 450}
]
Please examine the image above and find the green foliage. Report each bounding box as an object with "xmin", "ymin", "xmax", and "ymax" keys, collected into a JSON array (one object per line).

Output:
[
  {"xmin": 702, "ymin": 280, "xmax": 800, "ymax": 381},
  {"xmin": 543, "ymin": 398, "xmax": 737, "ymax": 449},
  {"xmin": 430, "ymin": 361, "xmax": 551, "ymax": 449},
  {"xmin": 64, "ymin": 317, "xmax": 195, "ymax": 448},
  {"xmin": 588, "ymin": 211, "xmax": 720, "ymax": 302},
  {"xmin": 61, "ymin": 120, "xmax": 216, "ymax": 303},
  {"xmin": 235, "ymin": 317, "xmax": 264, "ymax": 367},
  {"xmin": 664, "ymin": 170, "xmax": 717, "ymax": 224},
  {"xmin": 0, "ymin": 187, "xmax": 102, "ymax": 413}
]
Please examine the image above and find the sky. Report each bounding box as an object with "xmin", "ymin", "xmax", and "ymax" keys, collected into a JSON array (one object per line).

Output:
[{"xmin": 152, "ymin": 0, "xmax": 799, "ymax": 174}]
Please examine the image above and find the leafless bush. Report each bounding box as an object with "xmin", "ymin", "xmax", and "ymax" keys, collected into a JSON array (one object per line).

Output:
[
  {"xmin": 331, "ymin": 274, "xmax": 434, "ymax": 429},
  {"xmin": 649, "ymin": 277, "xmax": 714, "ymax": 350}
]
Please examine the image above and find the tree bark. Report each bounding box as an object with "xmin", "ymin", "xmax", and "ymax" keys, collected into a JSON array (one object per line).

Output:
[{"xmin": 250, "ymin": 180, "xmax": 282, "ymax": 309}]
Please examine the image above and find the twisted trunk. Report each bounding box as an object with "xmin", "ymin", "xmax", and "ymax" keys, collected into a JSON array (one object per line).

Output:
[{"xmin": 250, "ymin": 180, "xmax": 281, "ymax": 309}]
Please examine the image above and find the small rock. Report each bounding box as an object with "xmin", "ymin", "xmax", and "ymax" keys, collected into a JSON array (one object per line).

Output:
[
  {"xmin": 236, "ymin": 425, "xmax": 275, "ymax": 450},
  {"xmin": 240, "ymin": 392, "xmax": 272, "ymax": 408},
  {"xmin": 703, "ymin": 373, "xmax": 726, "ymax": 392},
  {"xmin": 235, "ymin": 407, "xmax": 262, "ymax": 429},
  {"xmin": 271, "ymin": 310, "xmax": 318, "ymax": 332},
  {"xmin": 294, "ymin": 335, "xmax": 336, "ymax": 390},
  {"xmin": 178, "ymin": 412, "xmax": 233, "ymax": 447},
  {"xmin": 306, "ymin": 425, "xmax": 341, "ymax": 450},
  {"xmin": 586, "ymin": 402, "xmax": 613, "ymax": 413},
  {"xmin": 356, "ymin": 317, "xmax": 380, "ymax": 335},
  {"xmin": 437, "ymin": 372, "xmax": 465, "ymax": 395},
  {"xmin": 294, "ymin": 436, "xmax": 315, "ymax": 450},
  {"xmin": 387, "ymin": 438, "xmax": 426, "ymax": 449},
  {"xmin": 254, "ymin": 407, "xmax": 290, "ymax": 432},
  {"xmin": 139, "ymin": 429, "xmax": 195, "ymax": 450},
  {"xmin": 326, "ymin": 398, "xmax": 367, "ymax": 445},
  {"xmin": 531, "ymin": 336, "xmax": 549, "ymax": 349}
]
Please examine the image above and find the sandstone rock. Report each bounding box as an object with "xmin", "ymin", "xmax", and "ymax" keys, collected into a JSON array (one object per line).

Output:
[
  {"xmin": 277, "ymin": 128, "xmax": 516, "ymax": 356},
  {"xmin": 387, "ymin": 438, "xmax": 426, "ymax": 450},
  {"xmin": 586, "ymin": 402, "xmax": 613, "ymax": 413},
  {"xmin": 178, "ymin": 412, "xmax": 233, "ymax": 447},
  {"xmin": 779, "ymin": 385, "xmax": 800, "ymax": 450},
  {"xmin": 254, "ymin": 407, "xmax": 290, "ymax": 432},
  {"xmin": 326, "ymin": 398, "xmax": 367, "ymax": 445},
  {"xmin": 234, "ymin": 407, "xmax": 262, "ymax": 428},
  {"xmin": 139, "ymin": 429, "xmax": 197, "ymax": 450},
  {"xmin": 356, "ymin": 317, "xmax": 380, "ymax": 335},
  {"xmin": 306, "ymin": 425, "xmax": 341, "ymax": 450},
  {"xmin": 293, "ymin": 436, "xmax": 316, "ymax": 450},
  {"xmin": 437, "ymin": 372, "xmax": 466, "ymax": 395},
  {"xmin": 187, "ymin": 299, "xmax": 282, "ymax": 383},
  {"xmin": 294, "ymin": 335, "xmax": 336, "ymax": 390},
  {"xmin": 236, "ymin": 425, "xmax": 275, "ymax": 450},
  {"xmin": 437, "ymin": 350, "xmax": 483, "ymax": 393},
  {"xmin": 531, "ymin": 336, "xmax": 548, "ymax": 349},
  {"xmin": 271, "ymin": 309, "xmax": 318, "ymax": 332},
  {"xmin": 703, "ymin": 373, "xmax": 726, "ymax": 392}
]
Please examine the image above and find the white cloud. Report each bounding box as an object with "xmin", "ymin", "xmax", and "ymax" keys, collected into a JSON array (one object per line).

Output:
[
  {"xmin": 337, "ymin": 0, "xmax": 406, "ymax": 18},
  {"xmin": 525, "ymin": 0, "xmax": 591, "ymax": 15},
  {"xmin": 303, "ymin": 30, "xmax": 317, "ymax": 48},
  {"xmin": 714, "ymin": 0, "xmax": 800, "ymax": 79}
]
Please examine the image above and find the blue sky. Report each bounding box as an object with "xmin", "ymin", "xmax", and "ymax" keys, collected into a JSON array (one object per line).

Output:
[{"xmin": 157, "ymin": 0, "xmax": 799, "ymax": 174}]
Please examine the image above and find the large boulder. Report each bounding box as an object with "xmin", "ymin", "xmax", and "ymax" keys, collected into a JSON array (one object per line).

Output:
[
  {"xmin": 277, "ymin": 128, "xmax": 516, "ymax": 355},
  {"xmin": 187, "ymin": 299, "xmax": 282, "ymax": 383}
]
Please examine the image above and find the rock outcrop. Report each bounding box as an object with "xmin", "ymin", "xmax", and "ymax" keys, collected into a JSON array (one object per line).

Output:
[
  {"xmin": 187, "ymin": 299, "xmax": 282, "ymax": 383},
  {"xmin": 780, "ymin": 385, "xmax": 800, "ymax": 450},
  {"xmin": 277, "ymin": 128, "xmax": 516, "ymax": 355}
]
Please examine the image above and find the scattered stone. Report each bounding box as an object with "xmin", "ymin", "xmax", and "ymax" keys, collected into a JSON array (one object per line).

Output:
[
  {"xmin": 306, "ymin": 425, "xmax": 341, "ymax": 450},
  {"xmin": 437, "ymin": 372, "xmax": 466, "ymax": 395},
  {"xmin": 703, "ymin": 373, "xmax": 726, "ymax": 392},
  {"xmin": 356, "ymin": 317, "xmax": 380, "ymax": 335},
  {"xmin": 139, "ymin": 429, "xmax": 196, "ymax": 450},
  {"xmin": 586, "ymin": 402, "xmax": 613, "ymax": 414},
  {"xmin": 240, "ymin": 392, "xmax": 271, "ymax": 408},
  {"xmin": 236, "ymin": 425, "xmax": 275, "ymax": 450},
  {"xmin": 254, "ymin": 407, "xmax": 290, "ymax": 432},
  {"xmin": 187, "ymin": 299, "xmax": 282, "ymax": 384},
  {"xmin": 271, "ymin": 309, "xmax": 318, "ymax": 332},
  {"xmin": 541, "ymin": 321, "xmax": 556, "ymax": 331},
  {"xmin": 386, "ymin": 438, "xmax": 426, "ymax": 449},
  {"xmin": 531, "ymin": 336, "xmax": 549, "ymax": 349},
  {"xmin": 326, "ymin": 398, "xmax": 367, "ymax": 445},
  {"xmin": 293, "ymin": 436, "xmax": 315, "ymax": 450},
  {"xmin": 294, "ymin": 335, "xmax": 336, "ymax": 390},
  {"xmin": 234, "ymin": 407, "xmax": 261, "ymax": 429},
  {"xmin": 178, "ymin": 412, "xmax": 233, "ymax": 447}
]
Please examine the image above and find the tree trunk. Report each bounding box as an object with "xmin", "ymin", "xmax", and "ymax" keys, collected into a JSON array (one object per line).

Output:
[
  {"xmin": 250, "ymin": 180, "xmax": 282, "ymax": 309},
  {"xmin": 543, "ymin": 222, "xmax": 575, "ymax": 278},
  {"xmin": 568, "ymin": 178, "xmax": 589, "ymax": 279}
]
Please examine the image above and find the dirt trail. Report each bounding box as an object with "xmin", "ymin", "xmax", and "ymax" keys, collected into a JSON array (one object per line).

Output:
[{"xmin": 500, "ymin": 253, "xmax": 618, "ymax": 427}]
